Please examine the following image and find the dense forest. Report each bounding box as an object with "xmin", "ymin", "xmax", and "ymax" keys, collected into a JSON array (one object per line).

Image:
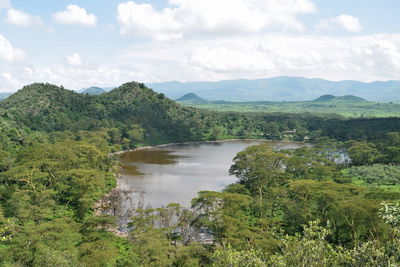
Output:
[{"xmin": 1, "ymin": 82, "xmax": 400, "ymax": 266}]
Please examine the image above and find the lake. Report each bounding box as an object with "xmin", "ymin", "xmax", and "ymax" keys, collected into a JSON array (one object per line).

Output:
[{"xmin": 118, "ymin": 140, "xmax": 310, "ymax": 209}]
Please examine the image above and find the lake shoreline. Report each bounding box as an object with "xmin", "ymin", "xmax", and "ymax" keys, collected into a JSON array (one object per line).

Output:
[
  {"xmin": 103, "ymin": 139, "xmax": 312, "ymax": 233},
  {"xmin": 112, "ymin": 139, "xmax": 311, "ymax": 155}
]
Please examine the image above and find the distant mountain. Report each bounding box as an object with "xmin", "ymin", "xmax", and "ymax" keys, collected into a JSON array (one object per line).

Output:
[
  {"xmin": 312, "ymin": 95, "xmax": 368, "ymax": 103},
  {"xmin": 176, "ymin": 93, "xmax": 209, "ymax": 104},
  {"xmin": 0, "ymin": 93, "xmax": 12, "ymax": 101},
  {"xmin": 147, "ymin": 77, "xmax": 400, "ymax": 102},
  {"xmin": 79, "ymin": 87, "xmax": 106, "ymax": 95}
]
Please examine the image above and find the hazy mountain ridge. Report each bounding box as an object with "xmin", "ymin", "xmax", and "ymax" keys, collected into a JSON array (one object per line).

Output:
[
  {"xmin": 79, "ymin": 87, "xmax": 106, "ymax": 95},
  {"xmin": 0, "ymin": 93, "xmax": 12, "ymax": 101},
  {"xmin": 3, "ymin": 76, "xmax": 398, "ymax": 103},
  {"xmin": 147, "ymin": 77, "xmax": 400, "ymax": 102}
]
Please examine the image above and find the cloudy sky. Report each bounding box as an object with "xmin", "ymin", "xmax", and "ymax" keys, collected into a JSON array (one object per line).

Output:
[{"xmin": 0, "ymin": 0, "xmax": 399, "ymax": 92}]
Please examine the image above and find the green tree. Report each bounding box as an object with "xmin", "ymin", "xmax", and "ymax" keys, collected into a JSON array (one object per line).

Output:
[
  {"xmin": 209, "ymin": 126, "xmax": 224, "ymax": 140},
  {"xmin": 126, "ymin": 124, "xmax": 145, "ymax": 148},
  {"xmin": 229, "ymin": 144, "xmax": 288, "ymax": 218},
  {"xmin": 346, "ymin": 141, "xmax": 381, "ymax": 166},
  {"xmin": 268, "ymin": 221, "xmax": 345, "ymax": 267}
]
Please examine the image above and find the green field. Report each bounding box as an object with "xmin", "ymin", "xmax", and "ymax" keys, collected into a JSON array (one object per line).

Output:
[{"xmin": 181, "ymin": 100, "xmax": 400, "ymax": 118}]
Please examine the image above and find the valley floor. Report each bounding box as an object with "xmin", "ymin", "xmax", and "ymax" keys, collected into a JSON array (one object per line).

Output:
[{"xmin": 183, "ymin": 101, "xmax": 400, "ymax": 118}]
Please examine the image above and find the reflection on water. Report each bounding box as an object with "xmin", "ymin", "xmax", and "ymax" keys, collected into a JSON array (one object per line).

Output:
[
  {"xmin": 120, "ymin": 165, "xmax": 143, "ymax": 176},
  {"xmin": 120, "ymin": 150, "xmax": 181, "ymax": 166},
  {"xmin": 118, "ymin": 140, "xmax": 310, "ymax": 209}
]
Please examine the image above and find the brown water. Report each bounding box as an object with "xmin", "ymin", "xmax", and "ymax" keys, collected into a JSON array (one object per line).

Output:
[{"xmin": 119, "ymin": 140, "xmax": 310, "ymax": 208}]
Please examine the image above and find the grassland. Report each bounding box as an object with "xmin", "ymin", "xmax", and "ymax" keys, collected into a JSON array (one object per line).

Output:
[{"xmin": 181, "ymin": 101, "xmax": 400, "ymax": 118}]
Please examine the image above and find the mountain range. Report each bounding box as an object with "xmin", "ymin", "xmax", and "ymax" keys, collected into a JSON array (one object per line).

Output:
[
  {"xmin": 1, "ymin": 77, "xmax": 399, "ymax": 103},
  {"xmin": 147, "ymin": 76, "xmax": 400, "ymax": 102}
]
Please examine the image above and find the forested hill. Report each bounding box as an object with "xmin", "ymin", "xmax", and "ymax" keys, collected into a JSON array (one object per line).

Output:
[
  {"xmin": 0, "ymin": 82, "xmax": 209, "ymax": 143},
  {"xmin": 312, "ymin": 94, "xmax": 367, "ymax": 103},
  {"xmin": 176, "ymin": 93, "xmax": 209, "ymax": 104},
  {"xmin": 0, "ymin": 83, "xmax": 102, "ymax": 131}
]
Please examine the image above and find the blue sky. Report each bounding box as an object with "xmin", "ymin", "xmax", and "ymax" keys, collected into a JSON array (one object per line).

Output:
[{"xmin": 0, "ymin": 0, "xmax": 399, "ymax": 92}]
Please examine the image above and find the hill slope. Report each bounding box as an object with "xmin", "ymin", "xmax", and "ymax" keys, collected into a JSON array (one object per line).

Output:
[
  {"xmin": 147, "ymin": 77, "xmax": 400, "ymax": 102},
  {"xmin": 0, "ymin": 83, "xmax": 208, "ymax": 143}
]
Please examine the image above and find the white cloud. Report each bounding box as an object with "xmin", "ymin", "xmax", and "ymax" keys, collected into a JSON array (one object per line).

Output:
[
  {"xmin": 335, "ymin": 15, "xmax": 362, "ymax": 32},
  {"xmin": 118, "ymin": 33, "xmax": 400, "ymax": 82},
  {"xmin": 117, "ymin": 0, "xmax": 316, "ymax": 40},
  {"xmin": 189, "ymin": 47, "xmax": 275, "ymax": 73},
  {"xmin": 53, "ymin": 5, "xmax": 97, "ymax": 27},
  {"xmin": 0, "ymin": 64, "xmax": 147, "ymax": 92},
  {"xmin": 5, "ymin": 8, "xmax": 43, "ymax": 27},
  {"xmin": 316, "ymin": 14, "xmax": 362, "ymax": 33},
  {"xmin": 0, "ymin": 0, "xmax": 10, "ymax": 9},
  {"xmin": 0, "ymin": 34, "xmax": 25, "ymax": 62},
  {"xmin": 66, "ymin": 53, "xmax": 83, "ymax": 67},
  {"xmin": 349, "ymin": 36, "xmax": 400, "ymax": 75},
  {"xmin": 117, "ymin": 2, "xmax": 182, "ymax": 41},
  {"xmin": 1, "ymin": 33, "xmax": 400, "ymax": 92}
]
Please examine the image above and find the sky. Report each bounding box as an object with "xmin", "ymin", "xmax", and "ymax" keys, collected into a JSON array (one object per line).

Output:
[{"xmin": 0, "ymin": 0, "xmax": 399, "ymax": 92}]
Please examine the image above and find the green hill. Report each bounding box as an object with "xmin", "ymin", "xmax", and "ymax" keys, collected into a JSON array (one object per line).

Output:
[
  {"xmin": 313, "ymin": 94, "xmax": 367, "ymax": 103},
  {"xmin": 0, "ymin": 82, "xmax": 209, "ymax": 143},
  {"xmin": 176, "ymin": 93, "xmax": 209, "ymax": 104}
]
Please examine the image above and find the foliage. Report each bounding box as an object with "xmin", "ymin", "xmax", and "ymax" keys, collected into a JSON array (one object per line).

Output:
[
  {"xmin": 379, "ymin": 202, "xmax": 400, "ymax": 227},
  {"xmin": 268, "ymin": 220, "xmax": 346, "ymax": 266},
  {"xmin": 128, "ymin": 205, "xmax": 208, "ymax": 266},
  {"xmin": 347, "ymin": 164, "xmax": 400, "ymax": 186},
  {"xmin": 211, "ymin": 245, "xmax": 266, "ymax": 267},
  {"xmin": 346, "ymin": 141, "xmax": 382, "ymax": 166},
  {"xmin": 0, "ymin": 135, "xmax": 125, "ymax": 266}
]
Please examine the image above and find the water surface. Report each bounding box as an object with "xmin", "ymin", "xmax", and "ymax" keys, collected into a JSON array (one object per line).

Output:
[{"xmin": 119, "ymin": 140, "xmax": 309, "ymax": 208}]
